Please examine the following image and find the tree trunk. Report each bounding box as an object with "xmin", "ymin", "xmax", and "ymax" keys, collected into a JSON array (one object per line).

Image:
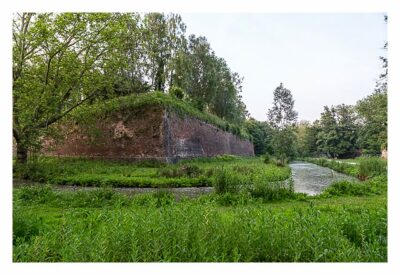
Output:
[{"xmin": 16, "ymin": 142, "xmax": 28, "ymax": 164}]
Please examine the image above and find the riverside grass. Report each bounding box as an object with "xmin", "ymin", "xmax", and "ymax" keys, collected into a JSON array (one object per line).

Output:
[
  {"xmin": 304, "ymin": 157, "xmax": 387, "ymax": 180},
  {"xmin": 13, "ymin": 186, "xmax": 387, "ymax": 262},
  {"xmin": 13, "ymin": 156, "xmax": 387, "ymax": 262},
  {"xmin": 14, "ymin": 156, "xmax": 291, "ymax": 188}
]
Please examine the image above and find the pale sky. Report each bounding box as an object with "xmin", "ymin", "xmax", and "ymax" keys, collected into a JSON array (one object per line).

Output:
[{"xmin": 180, "ymin": 13, "xmax": 387, "ymax": 122}]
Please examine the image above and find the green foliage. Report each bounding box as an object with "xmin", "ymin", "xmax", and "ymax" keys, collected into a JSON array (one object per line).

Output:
[
  {"xmin": 305, "ymin": 158, "xmax": 358, "ymax": 177},
  {"xmin": 168, "ymin": 86, "xmax": 185, "ymax": 99},
  {"xmin": 248, "ymin": 178, "xmax": 294, "ymax": 201},
  {"xmin": 358, "ymin": 158, "xmax": 387, "ymax": 180},
  {"xmin": 172, "ymin": 35, "xmax": 248, "ymax": 124},
  {"xmin": 316, "ymin": 105, "xmax": 360, "ymax": 158},
  {"xmin": 13, "ymin": 206, "xmax": 41, "ymax": 245},
  {"xmin": 13, "ymin": 13, "xmax": 127, "ymax": 163},
  {"xmin": 13, "ymin": 156, "xmax": 290, "ymax": 189},
  {"xmin": 267, "ymin": 83, "xmax": 298, "ymax": 129},
  {"xmin": 73, "ymin": 91, "xmax": 250, "ymax": 140},
  {"xmin": 213, "ymin": 167, "xmax": 244, "ymax": 194},
  {"xmin": 245, "ymin": 119, "xmax": 274, "ymax": 155},
  {"xmin": 356, "ymin": 91, "xmax": 387, "ymax": 154},
  {"xmin": 13, "ymin": 187, "xmax": 387, "ymax": 262},
  {"xmin": 263, "ymin": 153, "xmax": 271, "ymax": 164},
  {"xmin": 271, "ymin": 128, "xmax": 297, "ymax": 161},
  {"xmin": 306, "ymin": 157, "xmax": 387, "ymax": 181},
  {"xmin": 320, "ymin": 175, "xmax": 387, "ymax": 197}
]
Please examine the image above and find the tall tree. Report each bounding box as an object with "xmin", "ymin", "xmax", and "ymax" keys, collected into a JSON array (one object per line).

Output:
[
  {"xmin": 356, "ymin": 15, "xmax": 387, "ymax": 154},
  {"xmin": 267, "ymin": 83, "xmax": 298, "ymax": 160},
  {"xmin": 141, "ymin": 13, "xmax": 186, "ymax": 92},
  {"xmin": 13, "ymin": 13, "xmax": 124, "ymax": 163},
  {"xmin": 267, "ymin": 83, "xmax": 298, "ymax": 129},
  {"xmin": 356, "ymin": 92, "xmax": 387, "ymax": 154},
  {"xmin": 316, "ymin": 105, "xmax": 359, "ymax": 158}
]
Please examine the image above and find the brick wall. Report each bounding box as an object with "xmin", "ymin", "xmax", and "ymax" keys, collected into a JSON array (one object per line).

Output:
[
  {"xmin": 166, "ymin": 111, "xmax": 254, "ymax": 160},
  {"xmin": 44, "ymin": 105, "xmax": 167, "ymax": 160},
  {"xmin": 44, "ymin": 105, "xmax": 255, "ymax": 161}
]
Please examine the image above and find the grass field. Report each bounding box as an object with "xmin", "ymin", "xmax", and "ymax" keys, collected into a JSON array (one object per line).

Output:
[
  {"xmin": 13, "ymin": 186, "xmax": 386, "ymax": 262},
  {"xmin": 13, "ymin": 155, "xmax": 387, "ymax": 262},
  {"xmin": 13, "ymin": 156, "xmax": 291, "ymax": 188}
]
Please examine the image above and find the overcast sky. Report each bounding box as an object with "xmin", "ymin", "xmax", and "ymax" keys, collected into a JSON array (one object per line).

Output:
[{"xmin": 180, "ymin": 13, "xmax": 387, "ymax": 122}]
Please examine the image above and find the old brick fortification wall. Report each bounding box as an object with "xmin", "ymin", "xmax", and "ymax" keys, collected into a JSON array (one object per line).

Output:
[
  {"xmin": 45, "ymin": 105, "xmax": 254, "ymax": 161},
  {"xmin": 45, "ymin": 105, "xmax": 167, "ymax": 160},
  {"xmin": 166, "ymin": 111, "xmax": 254, "ymax": 161}
]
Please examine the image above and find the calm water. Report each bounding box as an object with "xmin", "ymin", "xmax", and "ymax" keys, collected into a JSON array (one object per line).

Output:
[{"xmin": 289, "ymin": 161, "xmax": 357, "ymax": 195}]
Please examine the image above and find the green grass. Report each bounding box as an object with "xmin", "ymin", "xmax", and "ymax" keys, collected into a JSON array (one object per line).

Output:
[
  {"xmin": 13, "ymin": 186, "xmax": 387, "ymax": 262},
  {"xmin": 304, "ymin": 157, "xmax": 387, "ymax": 180},
  {"xmin": 14, "ymin": 156, "xmax": 291, "ymax": 189},
  {"xmin": 13, "ymin": 155, "xmax": 387, "ymax": 262}
]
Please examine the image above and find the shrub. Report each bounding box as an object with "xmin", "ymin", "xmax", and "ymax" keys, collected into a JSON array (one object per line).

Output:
[
  {"xmin": 213, "ymin": 167, "xmax": 243, "ymax": 194},
  {"xmin": 263, "ymin": 154, "xmax": 271, "ymax": 164},
  {"xmin": 358, "ymin": 158, "xmax": 387, "ymax": 180},
  {"xmin": 180, "ymin": 164, "xmax": 202, "ymax": 177},
  {"xmin": 248, "ymin": 178, "xmax": 294, "ymax": 201},
  {"xmin": 320, "ymin": 175, "xmax": 387, "ymax": 197},
  {"xmin": 169, "ymin": 86, "xmax": 185, "ymax": 100}
]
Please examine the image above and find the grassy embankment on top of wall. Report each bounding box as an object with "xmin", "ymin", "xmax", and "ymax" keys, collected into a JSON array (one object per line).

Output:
[{"xmin": 70, "ymin": 91, "xmax": 250, "ymax": 140}]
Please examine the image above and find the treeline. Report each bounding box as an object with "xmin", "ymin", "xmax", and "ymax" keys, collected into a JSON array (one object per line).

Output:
[
  {"xmin": 247, "ymin": 16, "xmax": 387, "ymax": 160},
  {"xmin": 247, "ymin": 90, "xmax": 387, "ymax": 159},
  {"xmin": 13, "ymin": 13, "xmax": 247, "ymax": 163}
]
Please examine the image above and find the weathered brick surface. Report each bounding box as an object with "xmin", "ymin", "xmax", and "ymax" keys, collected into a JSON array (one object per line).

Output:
[
  {"xmin": 45, "ymin": 106, "xmax": 166, "ymax": 160},
  {"xmin": 167, "ymin": 111, "xmax": 254, "ymax": 160},
  {"xmin": 44, "ymin": 106, "xmax": 254, "ymax": 161}
]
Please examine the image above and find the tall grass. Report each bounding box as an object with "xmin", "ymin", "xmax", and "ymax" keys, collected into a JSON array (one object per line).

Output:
[
  {"xmin": 13, "ymin": 187, "xmax": 387, "ymax": 262},
  {"xmin": 305, "ymin": 157, "xmax": 387, "ymax": 180},
  {"xmin": 13, "ymin": 156, "xmax": 291, "ymax": 189}
]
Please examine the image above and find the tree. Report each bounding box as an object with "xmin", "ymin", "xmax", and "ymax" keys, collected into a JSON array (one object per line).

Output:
[
  {"xmin": 245, "ymin": 118, "xmax": 274, "ymax": 155},
  {"xmin": 141, "ymin": 13, "xmax": 186, "ymax": 92},
  {"xmin": 172, "ymin": 34, "xmax": 248, "ymax": 124},
  {"xmin": 267, "ymin": 83, "xmax": 298, "ymax": 160},
  {"xmin": 295, "ymin": 120, "xmax": 320, "ymax": 157},
  {"xmin": 316, "ymin": 105, "xmax": 359, "ymax": 158},
  {"xmin": 13, "ymin": 13, "xmax": 124, "ymax": 163},
  {"xmin": 267, "ymin": 83, "xmax": 298, "ymax": 129},
  {"xmin": 355, "ymin": 15, "xmax": 387, "ymax": 154},
  {"xmin": 356, "ymin": 92, "xmax": 387, "ymax": 154}
]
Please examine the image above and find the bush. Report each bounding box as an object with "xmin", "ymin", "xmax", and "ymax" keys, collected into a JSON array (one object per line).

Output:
[
  {"xmin": 169, "ymin": 86, "xmax": 185, "ymax": 100},
  {"xmin": 180, "ymin": 164, "xmax": 202, "ymax": 177},
  {"xmin": 358, "ymin": 158, "xmax": 387, "ymax": 180},
  {"xmin": 263, "ymin": 154, "xmax": 271, "ymax": 164},
  {"xmin": 248, "ymin": 177, "xmax": 294, "ymax": 201},
  {"xmin": 213, "ymin": 167, "xmax": 243, "ymax": 194},
  {"xmin": 321, "ymin": 175, "xmax": 387, "ymax": 197}
]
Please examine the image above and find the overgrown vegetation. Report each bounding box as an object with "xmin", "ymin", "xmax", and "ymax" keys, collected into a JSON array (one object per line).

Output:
[
  {"xmin": 14, "ymin": 156, "xmax": 291, "ymax": 191},
  {"xmin": 305, "ymin": 157, "xmax": 387, "ymax": 180},
  {"xmin": 72, "ymin": 91, "xmax": 250, "ymax": 139},
  {"xmin": 13, "ymin": 185, "xmax": 387, "ymax": 262}
]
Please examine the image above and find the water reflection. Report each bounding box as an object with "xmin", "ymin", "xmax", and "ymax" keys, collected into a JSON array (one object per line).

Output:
[{"xmin": 289, "ymin": 161, "xmax": 357, "ymax": 195}]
